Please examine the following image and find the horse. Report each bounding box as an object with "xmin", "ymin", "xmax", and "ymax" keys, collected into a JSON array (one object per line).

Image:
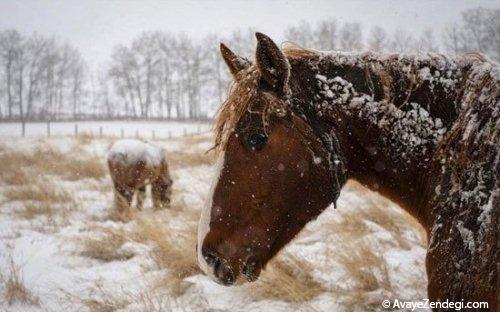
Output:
[
  {"xmin": 197, "ymin": 32, "xmax": 499, "ymax": 309},
  {"xmin": 107, "ymin": 139, "xmax": 173, "ymax": 219}
]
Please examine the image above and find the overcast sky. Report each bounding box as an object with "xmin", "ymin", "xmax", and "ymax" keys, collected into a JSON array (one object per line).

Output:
[{"xmin": 0, "ymin": 0, "xmax": 498, "ymax": 68}]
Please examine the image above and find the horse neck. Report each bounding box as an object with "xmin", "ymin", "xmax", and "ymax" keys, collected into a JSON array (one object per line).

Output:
[{"xmin": 289, "ymin": 51, "xmax": 468, "ymax": 230}]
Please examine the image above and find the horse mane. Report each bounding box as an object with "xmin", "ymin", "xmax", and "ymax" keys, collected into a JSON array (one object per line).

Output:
[
  {"xmin": 213, "ymin": 43, "xmax": 495, "ymax": 155},
  {"xmin": 213, "ymin": 43, "xmax": 318, "ymax": 155},
  {"xmin": 213, "ymin": 66, "xmax": 260, "ymax": 154}
]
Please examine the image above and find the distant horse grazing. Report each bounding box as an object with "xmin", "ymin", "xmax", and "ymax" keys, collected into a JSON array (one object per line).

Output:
[
  {"xmin": 108, "ymin": 139, "xmax": 172, "ymax": 218},
  {"xmin": 197, "ymin": 33, "xmax": 498, "ymax": 309}
]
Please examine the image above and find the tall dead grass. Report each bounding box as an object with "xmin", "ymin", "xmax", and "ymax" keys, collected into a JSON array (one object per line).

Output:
[
  {"xmin": 250, "ymin": 254, "xmax": 327, "ymax": 305},
  {"xmin": 79, "ymin": 227, "xmax": 135, "ymax": 262},
  {"xmin": 0, "ymin": 258, "xmax": 40, "ymax": 306},
  {"xmin": 18, "ymin": 202, "xmax": 55, "ymax": 220},
  {"xmin": 167, "ymin": 150, "xmax": 215, "ymax": 168},
  {"xmin": 60, "ymin": 281, "xmax": 129, "ymax": 312},
  {"xmin": 4, "ymin": 179, "xmax": 72, "ymax": 203},
  {"xmin": 0, "ymin": 145, "xmax": 105, "ymax": 184},
  {"xmin": 135, "ymin": 213, "xmax": 200, "ymax": 295},
  {"xmin": 323, "ymin": 182, "xmax": 426, "ymax": 309}
]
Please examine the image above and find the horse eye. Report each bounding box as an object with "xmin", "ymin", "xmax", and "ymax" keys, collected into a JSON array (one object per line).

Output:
[{"xmin": 246, "ymin": 132, "xmax": 267, "ymax": 150}]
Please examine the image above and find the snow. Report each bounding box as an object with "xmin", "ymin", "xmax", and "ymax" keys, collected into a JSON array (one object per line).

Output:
[
  {"xmin": 0, "ymin": 134, "xmax": 428, "ymax": 311},
  {"xmin": 108, "ymin": 139, "xmax": 164, "ymax": 167},
  {"xmin": 0, "ymin": 120, "xmax": 210, "ymax": 138}
]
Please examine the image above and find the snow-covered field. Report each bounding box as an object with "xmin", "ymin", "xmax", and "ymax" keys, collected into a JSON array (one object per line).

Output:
[
  {"xmin": 0, "ymin": 134, "xmax": 428, "ymax": 311},
  {"xmin": 0, "ymin": 120, "xmax": 211, "ymax": 138}
]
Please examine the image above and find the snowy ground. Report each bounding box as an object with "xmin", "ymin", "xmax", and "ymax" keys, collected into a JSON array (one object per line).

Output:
[
  {"xmin": 0, "ymin": 134, "xmax": 428, "ymax": 311},
  {"xmin": 0, "ymin": 120, "xmax": 211, "ymax": 138}
]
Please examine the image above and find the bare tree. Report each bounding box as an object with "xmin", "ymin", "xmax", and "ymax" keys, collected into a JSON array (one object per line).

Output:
[
  {"xmin": 442, "ymin": 7, "xmax": 499, "ymax": 61},
  {"xmin": 368, "ymin": 26, "xmax": 389, "ymax": 52},
  {"xmin": 390, "ymin": 28, "xmax": 417, "ymax": 53},
  {"xmin": 339, "ymin": 23, "xmax": 363, "ymax": 51},
  {"xmin": 418, "ymin": 29, "xmax": 439, "ymax": 52},
  {"xmin": 284, "ymin": 21, "xmax": 314, "ymax": 48},
  {"xmin": 0, "ymin": 30, "xmax": 22, "ymax": 119},
  {"xmin": 314, "ymin": 19, "xmax": 337, "ymax": 50}
]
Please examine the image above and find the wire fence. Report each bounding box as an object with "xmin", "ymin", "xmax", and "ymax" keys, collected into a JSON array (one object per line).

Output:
[{"xmin": 2, "ymin": 121, "xmax": 211, "ymax": 139}]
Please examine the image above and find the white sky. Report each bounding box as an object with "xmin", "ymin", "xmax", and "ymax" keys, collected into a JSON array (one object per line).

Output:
[{"xmin": 0, "ymin": 0, "xmax": 498, "ymax": 68}]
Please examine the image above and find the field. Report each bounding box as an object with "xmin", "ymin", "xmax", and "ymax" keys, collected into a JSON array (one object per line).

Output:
[{"xmin": 0, "ymin": 130, "xmax": 428, "ymax": 311}]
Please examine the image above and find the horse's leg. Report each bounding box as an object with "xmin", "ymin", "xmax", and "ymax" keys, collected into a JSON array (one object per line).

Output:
[
  {"xmin": 113, "ymin": 183, "xmax": 134, "ymax": 220},
  {"xmin": 136, "ymin": 185, "xmax": 146, "ymax": 211},
  {"xmin": 152, "ymin": 174, "xmax": 172, "ymax": 210}
]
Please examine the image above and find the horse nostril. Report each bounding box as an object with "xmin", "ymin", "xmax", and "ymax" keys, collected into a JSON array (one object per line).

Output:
[
  {"xmin": 223, "ymin": 270, "xmax": 235, "ymax": 285},
  {"xmin": 215, "ymin": 262, "xmax": 235, "ymax": 286},
  {"xmin": 243, "ymin": 256, "xmax": 261, "ymax": 282},
  {"xmin": 202, "ymin": 249, "xmax": 236, "ymax": 285},
  {"xmin": 203, "ymin": 252, "xmax": 219, "ymax": 267}
]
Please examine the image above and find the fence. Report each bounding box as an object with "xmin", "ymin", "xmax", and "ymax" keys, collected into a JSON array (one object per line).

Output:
[{"xmin": 4, "ymin": 121, "xmax": 210, "ymax": 139}]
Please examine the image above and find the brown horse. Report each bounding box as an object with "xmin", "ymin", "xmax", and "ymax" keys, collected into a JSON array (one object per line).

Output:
[
  {"xmin": 197, "ymin": 33, "xmax": 499, "ymax": 309},
  {"xmin": 108, "ymin": 139, "xmax": 172, "ymax": 219}
]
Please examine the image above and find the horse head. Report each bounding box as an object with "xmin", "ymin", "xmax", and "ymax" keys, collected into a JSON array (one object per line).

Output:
[{"xmin": 197, "ymin": 33, "xmax": 347, "ymax": 285}]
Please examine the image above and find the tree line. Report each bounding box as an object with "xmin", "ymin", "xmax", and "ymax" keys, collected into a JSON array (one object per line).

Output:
[{"xmin": 0, "ymin": 7, "xmax": 498, "ymax": 121}]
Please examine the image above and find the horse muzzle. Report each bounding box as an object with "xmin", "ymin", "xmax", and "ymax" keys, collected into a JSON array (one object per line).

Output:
[{"xmin": 201, "ymin": 250, "xmax": 262, "ymax": 286}]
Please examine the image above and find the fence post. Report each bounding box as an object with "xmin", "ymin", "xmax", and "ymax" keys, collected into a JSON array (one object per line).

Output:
[
  {"xmin": 21, "ymin": 120, "xmax": 25, "ymax": 137},
  {"xmin": 183, "ymin": 128, "xmax": 187, "ymax": 137},
  {"xmin": 152, "ymin": 130, "xmax": 155, "ymax": 140},
  {"xmin": 121, "ymin": 128, "xmax": 124, "ymax": 138},
  {"xmin": 99, "ymin": 126, "xmax": 103, "ymax": 138},
  {"xmin": 74, "ymin": 124, "xmax": 78, "ymax": 137},
  {"xmin": 135, "ymin": 129, "xmax": 139, "ymax": 138},
  {"xmin": 47, "ymin": 121, "xmax": 51, "ymax": 137},
  {"xmin": 197, "ymin": 125, "xmax": 201, "ymax": 134},
  {"xmin": 168, "ymin": 131, "xmax": 172, "ymax": 139}
]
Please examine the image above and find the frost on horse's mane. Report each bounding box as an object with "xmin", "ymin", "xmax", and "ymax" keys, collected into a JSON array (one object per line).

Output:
[
  {"xmin": 311, "ymin": 50, "xmax": 499, "ymax": 257},
  {"xmin": 315, "ymin": 73, "xmax": 447, "ymax": 157}
]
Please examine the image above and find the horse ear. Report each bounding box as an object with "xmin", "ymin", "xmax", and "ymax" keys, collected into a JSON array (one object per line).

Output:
[
  {"xmin": 220, "ymin": 43, "xmax": 251, "ymax": 78},
  {"xmin": 255, "ymin": 32, "xmax": 290, "ymax": 95}
]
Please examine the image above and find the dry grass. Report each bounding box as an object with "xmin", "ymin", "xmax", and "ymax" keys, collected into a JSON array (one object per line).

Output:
[
  {"xmin": 319, "ymin": 182, "xmax": 426, "ymax": 309},
  {"xmin": 336, "ymin": 242, "xmax": 391, "ymax": 292},
  {"xmin": 4, "ymin": 179, "xmax": 72, "ymax": 203},
  {"xmin": 0, "ymin": 145, "xmax": 106, "ymax": 184},
  {"xmin": 18, "ymin": 202, "xmax": 54, "ymax": 220},
  {"xmin": 0, "ymin": 258, "xmax": 40, "ymax": 306},
  {"xmin": 135, "ymin": 214, "xmax": 200, "ymax": 295},
  {"xmin": 250, "ymin": 254, "xmax": 327, "ymax": 304},
  {"xmin": 61, "ymin": 280, "xmax": 180, "ymax": 312},
  {"xmin": 0, "ymin": 167, "xmax": 30, "ymax": 185},
  {"xmin": 79, "ymin": 227, "xmax": 135, "ymax": 262},
  {"xmin": 76, "ymin": 132, "xmax": 93, "ymax": 145},
  {"xmin": 167, "ymin": 150, "xmax": 215, "ymax": 168},
  {"xmin": 61, "ymin": 281, "xmax": 129, "ymax": 312}
]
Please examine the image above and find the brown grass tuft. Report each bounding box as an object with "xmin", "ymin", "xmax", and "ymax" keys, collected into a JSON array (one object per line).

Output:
[
  {"xmin": 336, "ymin": 242, "xmax": 391, "ymax": 292},
  {"xmin": 167, "ymin": 151, "xmax": 215, "ymax": 168},
  {"xmin": 61, "ymin": 281, "xmax": 129, "ymax": 312},
  {"xmin": 135, "ymin": 214, "xmax": 200, "ymax": 295},
  {"xmin": 4, "ymin": 180, "xmax": 72, "ymax": 203},
  {"xmin": 76, "ymin": 132, "xmax": 93, "ymax": 145},
  {"xmin": 18, "ymin": 202, "xmax": 54, "ymax": 220},
  {"xmin": 0, "ymin": 146, "xmax": 106, "ymax": 183},
  {"xmin": 0, "ymin": 258, "xmax": 40, "ymax": 306},
  {"xmin": 251, "ymin": 254, "xmax": 327, "ymax": 304},
  {"xmin": 79, "ymin": 227, "xmax": 134, "ymax": 262},
  {"xmin": 0, "ymin": 151, "xmax": 30, "ymax": 185},
  {"xmin": 63, "ymin": 157, "xmax": 106, "ymax": 181}
]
